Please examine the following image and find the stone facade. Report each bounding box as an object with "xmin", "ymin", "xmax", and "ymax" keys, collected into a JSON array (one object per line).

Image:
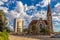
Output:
[
  {"xmin": 28, "ymin": 5, "xmax": 53, "ymax": 35},
  {"xmin": 14, "ymin": 19, "xmax": 23, "ymax": 33}
]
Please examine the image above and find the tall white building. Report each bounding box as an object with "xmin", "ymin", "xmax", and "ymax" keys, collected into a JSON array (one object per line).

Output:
[{"xmin": 14, "ymin": 19, "xmax": 23, "ymax": 33}]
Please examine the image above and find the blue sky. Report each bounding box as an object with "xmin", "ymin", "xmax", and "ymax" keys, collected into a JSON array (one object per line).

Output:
[{"xmin": 0, "ymin": 0, "xmax": 60, "ymax": 32}]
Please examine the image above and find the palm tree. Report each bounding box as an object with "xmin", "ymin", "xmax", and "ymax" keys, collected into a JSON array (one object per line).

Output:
[{"xmin": 0, "ymin": 10, "xmax": 7, "ymax": 32}]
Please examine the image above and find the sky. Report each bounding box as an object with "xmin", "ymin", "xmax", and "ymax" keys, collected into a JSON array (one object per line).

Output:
[{"xmin": 0, "ymin": 0, "xmax": 60, "ymax": 32}]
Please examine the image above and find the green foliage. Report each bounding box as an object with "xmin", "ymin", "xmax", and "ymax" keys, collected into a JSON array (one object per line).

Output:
[
  {"xmin": 0, "ymin": 21, "xmax": 3, "ymax": 31},
  {"xmin": 23, "ymin": 28, "xmax": 28, "ymax": 33},
  {"xmin": 0, "ymin": 31, "xmax": 9, "ymax": 40},
  {"xmin": 40, "ymin": 28, "xmax": 49, "ymax": 34},
  {"xmin": 0, "ymin": 10, "xmax": 7, "ymax": 32},
  {"xmin": 5, "ymin": 27, "xmax": 10, "ymax": 33},
  {"xmin": 0, "ymin": 9, "xmax": 8, "ymax": 40},
  {"xmin": 0, "ymin": 10, "xmax": 5, "ymax": 16},
  {"xmin": 32, "ymin": 24, "xmax": 37, "ymax": 30}
]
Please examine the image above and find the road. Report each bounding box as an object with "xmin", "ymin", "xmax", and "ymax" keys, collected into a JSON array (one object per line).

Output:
[
  {"xmin": 9, "ymin": 34, "xmax": 60, "ymax": 40},
  {"xmin": 9, "ymin": 35, "xmax": 39, "ymax": 40}
]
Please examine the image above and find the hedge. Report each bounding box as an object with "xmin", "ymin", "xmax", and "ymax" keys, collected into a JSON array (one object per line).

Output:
[{"xmin": 0, "ymin": 31, "xmax": 9, "ymax": 40}]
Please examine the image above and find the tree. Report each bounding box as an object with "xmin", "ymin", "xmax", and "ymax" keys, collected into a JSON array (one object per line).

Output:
[
  {"xmin": 31, "ymin": 24, "xmax": 39, "ymax": 34},
  {"xmin": 5, "ymin": 27, "xmax": 10, "ymax": 33},
  {"xmin": 40, "ymin": 28, "xmax": 49, "ymax": 35},
  {"xmin": 0, "ymin": 10, "xmax": 7, "ymax": 32},
  {"xmin": 23, "ymin": 28, "xmax": 28, "ymax": 34},
  {"xmin": 32, "ymin": 24, "xmax": 37, "ymax": 30}
]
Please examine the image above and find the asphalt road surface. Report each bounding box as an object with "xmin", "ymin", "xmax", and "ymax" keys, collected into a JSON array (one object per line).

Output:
[
  {"xmin": 9, "ymin": 35, "xmax": 39, "ymax": 40},
  {"xmin": 9, "ymin": 34, "xmax": 60, "ymax": 40}
]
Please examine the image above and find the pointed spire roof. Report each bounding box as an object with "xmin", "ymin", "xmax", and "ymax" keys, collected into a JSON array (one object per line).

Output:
[{"xmin": 47, "ymin": 4, "xmax": 51, "ymax": 13}]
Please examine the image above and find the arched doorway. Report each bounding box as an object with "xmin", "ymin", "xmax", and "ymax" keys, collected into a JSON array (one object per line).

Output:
[
  {"xmin": 39, "ymin": 24, "xmax": 42, "ymax": 29},
  {"xmin": 39, "ymin": 24, "xmax": 42, "ymax": 32}
]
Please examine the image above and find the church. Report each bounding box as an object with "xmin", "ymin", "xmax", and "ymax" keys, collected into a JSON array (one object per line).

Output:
[{"xmin": 28, "ymin": 5, "xmax": 53, "ymax": 35}]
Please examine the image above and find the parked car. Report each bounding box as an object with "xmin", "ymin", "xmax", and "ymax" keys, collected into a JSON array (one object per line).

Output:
[{"xmin": 51, "ymin": 34, "xmax": 60, "ymax": 38}]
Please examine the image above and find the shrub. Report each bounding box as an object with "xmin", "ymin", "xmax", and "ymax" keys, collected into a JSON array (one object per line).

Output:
[
  {"xmin": 0, "ymin": 31, "xmax": 9, "ymax": 40},
  {"xmin": 23, "ymin": 28, "xmax": 28, "ymax": 34},
  {"xmin": 32, "ymin": 24, "xmax": 37, "ymax": 30},
  {"xmin": 4, "ymin": 27, "xmax": 10, "ymax": 33},
  {"xmin": 40, "ymin": 28, "xmax": 49, "ymax": 34}
]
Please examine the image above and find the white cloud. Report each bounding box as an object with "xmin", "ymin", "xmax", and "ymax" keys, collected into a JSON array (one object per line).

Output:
[
  {"xmin": 24, "ymin": 4, "xmax": 28, "ymax": 11},
  {"xmin": 1, "ymin": 0, "xmax": 8, "ymax": 2},
  {"xmin": 9, "ymin": 10, "xmax": 20, "ymax": 18},
  {"xmin": 36, "ymin": 0, "xmax": 51, "ymax": 7},
  {"xmin": 52, "ymin": 16, "xmax": 59, "ymax": 21},
  {"xmin": 0, "ymin": 0, "xmax": 8, "ymax": 5},
  {"xmin": 52, "ymin": 3, "xmax": 60, "ymax": 26},
  {"xmin": 32, "ymin": 10, "xmax": 47, "ymax": 20},
  {"xmin": 53, "ymin": 3, "xmax": 60, "ymax": 20},
  {"xmin": 53, "ymin": 22, "xmax": 60, "ymax": 25},
  {"xmin": 55, "ymin": 3, "xmax": 60, "ymax": 8},
  {"xmin": 54, "ymin": 28, "xmax": 60, "ymax": 32},
  {"xmin": 15, "ymin": 1, "xmax": 24, "ymax": 13},
  {"xmin": 24, "ymin": 4, "xmax": 36, "ymax": 12},
  {"xmin": 54, "ymin": 3, "xmax": 60, "ymax": 13},
  {"xmin": 41, "ymin": 0, "xmax": 51, "ymax": 7},
  {"xmin": 0, "ymin": 1, "xmax": 4, "ymax": 5},
  {"xmin": 0, "ymin": 6, "xmax": 8, "ymax": 13}
]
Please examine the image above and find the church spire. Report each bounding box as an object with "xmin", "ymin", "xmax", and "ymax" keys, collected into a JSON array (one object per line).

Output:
[
  {"xmin": 47, "ymin": 4, "xmax": 52, "ymax": 20},
  {"xmin": 47, "ymin": 4, "xmax": 53, "ymax": 33},
  {"xmin": 47, "ymin": 4, "xmax": 51, "ymax": 14}
]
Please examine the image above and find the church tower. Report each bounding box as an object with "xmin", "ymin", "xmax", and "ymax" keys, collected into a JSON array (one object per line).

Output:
[
  {"xmin": 47, "ymin": 4, "xmax": 52, "ymax": 21},
  {"xmin": 47, "ymin": 4, "xmax": 53, "ymax": 33}
]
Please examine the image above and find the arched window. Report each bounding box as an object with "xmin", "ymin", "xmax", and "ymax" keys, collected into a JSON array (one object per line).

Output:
[{"xmin": 39, "ymin": 24, "xmax": 42, "ymax": 29}]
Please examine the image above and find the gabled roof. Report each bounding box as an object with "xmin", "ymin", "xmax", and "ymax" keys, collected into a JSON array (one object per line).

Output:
[
  {"xmin": 29, "ymin": 20, "xmax": 48, "ymax": 26},
  {"xmin": 29, "ymin": 20, "xmax": 38, "ymax": 25}
]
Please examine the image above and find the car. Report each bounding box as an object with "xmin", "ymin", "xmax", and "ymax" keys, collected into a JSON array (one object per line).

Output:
[{"xmin": 51, "ymin": 34, "xmax": 60, "ymax": 38}]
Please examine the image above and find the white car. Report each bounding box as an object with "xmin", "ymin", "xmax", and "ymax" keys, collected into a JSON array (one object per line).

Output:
[{"xmin": 51, "ymin": 34, "xmax": 60, "ymax": 38}]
